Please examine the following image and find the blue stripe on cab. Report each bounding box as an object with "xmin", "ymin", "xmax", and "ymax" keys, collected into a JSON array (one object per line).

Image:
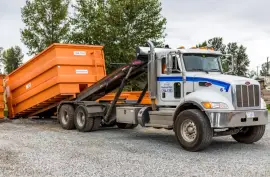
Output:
[
  {"xmin": 157, "ymin": 77, "xmax": 182, "ymax": 82},
  {"xmin": 157, "ymin": 76, "xmax": 230, "ymax": 92}
]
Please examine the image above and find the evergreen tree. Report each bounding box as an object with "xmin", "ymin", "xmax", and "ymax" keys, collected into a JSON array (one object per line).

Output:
[
  {"xmin": 197, "ymin": 37, "xmax": 250, "ymax": 76},
  {"xmin": 21, "ymin": 0, "xmax": 70, "ymax": 55},
  {"xmin": 70, "ymin": 0, "xmax": 166, "ymax": 73},
  {"xmin": 1, "ymin": 46, "xmax": 24, "ymax": 74}
]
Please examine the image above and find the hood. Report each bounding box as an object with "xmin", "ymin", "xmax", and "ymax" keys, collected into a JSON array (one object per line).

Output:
[{"xmin": 193, "ymin": 73, "xmax": 258, "ymax": 85}]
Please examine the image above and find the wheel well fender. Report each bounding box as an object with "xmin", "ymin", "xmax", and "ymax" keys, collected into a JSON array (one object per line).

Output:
[{"xmin": 173, "ymin": 101, "xmax": 204, "ymax": 123}]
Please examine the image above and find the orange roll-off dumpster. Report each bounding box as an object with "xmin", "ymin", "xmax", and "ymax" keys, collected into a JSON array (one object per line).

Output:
[{"xmin": 5, "ymin": 44, "xmax": 106, "ymax": 118}]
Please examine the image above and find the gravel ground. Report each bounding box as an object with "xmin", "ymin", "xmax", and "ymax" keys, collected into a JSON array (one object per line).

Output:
[{"xmin": 0, "ymin": 118, "xmax": 269, "ymax": 177}]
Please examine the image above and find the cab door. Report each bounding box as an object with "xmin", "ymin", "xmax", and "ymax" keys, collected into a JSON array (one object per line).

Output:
[{"xmin": 157, "ymin": 56, "xmax": 183, "ymax": 106}]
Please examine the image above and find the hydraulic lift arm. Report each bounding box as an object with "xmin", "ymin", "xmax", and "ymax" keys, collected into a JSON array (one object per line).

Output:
[{"xmin": 75, "ymin": 59, "xmax": 148, "ymax": 102}]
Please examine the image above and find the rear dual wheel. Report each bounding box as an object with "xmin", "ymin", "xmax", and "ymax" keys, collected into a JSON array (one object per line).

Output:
[
  {"xmin": 74, "ymin": 106, "xmax": 101, "ymax": 132},
  {"xmin": 58, "ymin": 104, "xmax": 101, "ymax": 132},
  {"xmin": 58, "ymin": 104, "xmax": 75, "ymax": 130}
]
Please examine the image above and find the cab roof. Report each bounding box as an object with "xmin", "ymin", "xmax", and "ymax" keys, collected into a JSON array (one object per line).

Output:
[{"xmin": 136, "ymin": 47, "xmax": 222, "ymax": 60}]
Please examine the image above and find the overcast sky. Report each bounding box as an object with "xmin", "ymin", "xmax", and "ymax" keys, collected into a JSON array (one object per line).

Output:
[{"xmin": 0, "ymin": 0, "xmax": 269, "ymax": 71}]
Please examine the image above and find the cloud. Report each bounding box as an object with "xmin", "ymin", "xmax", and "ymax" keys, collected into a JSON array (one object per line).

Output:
[
  {"xmin": 161, "ymin": 0, "xmax": 270, "ymax": 71},
  {"xmin": 0, "ymin": 0, "xmax": 269, "ymax": 71},
  {"xmin": 0, "ymin": 0, "xmax": 28, "ymax": 62}
]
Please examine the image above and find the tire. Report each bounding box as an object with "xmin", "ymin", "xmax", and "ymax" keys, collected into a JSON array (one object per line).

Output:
[
  {"xmin": 101, "ymin": 120, "xmax": 116, "ymax": 127},
  {"xmin": 125, "ymin": 124, "xmax": 138, "ymax": 129},
  {"xmin": 58, "ymin": 104, "xmax": 75, "ymax": 130},
  {"xmin": 92, "ymin": 117, "xmax": 101, "ymax": 131},
  {"xmin": 232, "ymin": 125, "xmax": 265, "ymax": 144},
  {"xmin": 174, "ymin": 109, "xmax": 213, "ymax": 152},
  {"xmin": 116, "ymin": 123, "xmax": 138, "ymax": 129},
  {"xmin": 74, "ymin": 106, "xmax": 94, "ymax": 132}
]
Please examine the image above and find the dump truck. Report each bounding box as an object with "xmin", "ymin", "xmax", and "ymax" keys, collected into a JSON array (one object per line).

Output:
[
  {"xmin": 5, "ymin": 41, "xmax": 268, "ymax": 151},
  {"xmin": 55, "ymin": 41, "xmax": 268, "ymax": 151}
]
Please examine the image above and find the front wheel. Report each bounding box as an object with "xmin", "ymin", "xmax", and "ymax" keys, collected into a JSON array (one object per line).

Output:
[
  {"xmin": 174, "ymin": 109, "xmax": 213, "ymax": 152},
  {"xmin": 232, "ymin": 125, "xmax": 265, "ymax": 144}
]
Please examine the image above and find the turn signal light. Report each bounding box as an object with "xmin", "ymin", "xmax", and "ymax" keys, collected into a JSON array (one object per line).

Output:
[
  {"xmin": 202, "ymin": 102, "xmax": 212, "ymax": 109},
  {"xmin": 201, "ymin": 102, "xmax": 229, "ymax": 109}
]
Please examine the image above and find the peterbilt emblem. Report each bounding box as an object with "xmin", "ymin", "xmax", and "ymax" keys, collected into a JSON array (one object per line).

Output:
[{"xmin": 245, "ymin": 81, "xmax": 250, "ymax": 85}]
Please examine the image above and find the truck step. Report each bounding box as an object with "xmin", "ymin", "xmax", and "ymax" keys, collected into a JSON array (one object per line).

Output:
[
  {"xmin": 149, "ymin": 110, "xmax": 174, "ymax": 116},
  {"xmin": 148, "ymin": 110, "xmax": 174, "ymax": 127}
]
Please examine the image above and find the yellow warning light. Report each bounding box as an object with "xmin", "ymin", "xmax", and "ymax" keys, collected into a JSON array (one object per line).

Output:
[{"xmin": 199, "ymin": 47, "xmax": 207, "ymax": 50}]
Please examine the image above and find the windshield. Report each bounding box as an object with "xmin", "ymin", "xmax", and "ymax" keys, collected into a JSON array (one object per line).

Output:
[{"xmin": 183, "ymin": 54, "xmax": 221, "ymax": 72}]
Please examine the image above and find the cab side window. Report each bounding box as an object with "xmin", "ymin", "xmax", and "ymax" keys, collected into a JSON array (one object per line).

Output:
[
  {"xmin": 161, "ymin": 57, "xmax": 181, "ymax": 74},
  {"xmin": 174, "ymin": 82, "xmax": 181, "ymax": 98}
]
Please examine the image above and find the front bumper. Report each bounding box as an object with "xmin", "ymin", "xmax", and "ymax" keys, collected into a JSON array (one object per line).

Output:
[{"xmin": 205, "ymin": 109, "xmax": 268, "ymax": 128}]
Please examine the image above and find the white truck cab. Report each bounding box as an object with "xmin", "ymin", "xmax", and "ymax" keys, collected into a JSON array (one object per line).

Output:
[{"xmin": 130, "ymin": 41, "xmax": 268, "ymax": 151}]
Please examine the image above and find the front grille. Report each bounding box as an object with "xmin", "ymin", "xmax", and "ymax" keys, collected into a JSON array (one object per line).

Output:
[{"xmin": 236, "ymin": 84, "xmax": 260, "ymax": 107}]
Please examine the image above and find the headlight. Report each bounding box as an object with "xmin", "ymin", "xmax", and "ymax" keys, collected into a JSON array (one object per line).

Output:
[{"xmin": 201, "ymin": 102, "xmax": 229, "ymax": 109}]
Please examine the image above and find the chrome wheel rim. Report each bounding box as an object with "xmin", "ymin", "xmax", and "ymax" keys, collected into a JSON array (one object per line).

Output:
[
  {"xmin": 77, "ymin": 111, "xmax": 86, "ymax": 127},
  {"xmin": 180, "ymin": 119, "xmax": 197, "ymax": 143},
  {"xmin": 62, "ymin": 111, "xmax": 69, "ymax": 125}
]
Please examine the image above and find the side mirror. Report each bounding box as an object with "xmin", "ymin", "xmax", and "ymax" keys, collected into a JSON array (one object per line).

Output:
[{"xmin": 166, "ymin": 53, "xmax": 173, "ymax": 75}]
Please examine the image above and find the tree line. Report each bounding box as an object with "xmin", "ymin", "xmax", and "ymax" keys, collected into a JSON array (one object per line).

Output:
[
  {"xmin": 196, "ymin": 37, "xmax": 250, "ymax": 76},
  {"xmin": 1, "ymin": 0, "xmax": 252, "ymax": 78}
]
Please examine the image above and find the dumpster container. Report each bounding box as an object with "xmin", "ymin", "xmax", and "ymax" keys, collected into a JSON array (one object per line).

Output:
[
  {"xmin": 0, "ymin": 75, "xmax": 5, "ymax": 118},
  {"xmin": 5, "ymin": 44, "xmax": 106, "ymax": 118}
]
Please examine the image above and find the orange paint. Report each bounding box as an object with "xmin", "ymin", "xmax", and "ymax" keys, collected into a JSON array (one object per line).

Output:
[
  {"xmin": 0, "ymin": 75, "xmax": 5, "ymax": 118},
  {"xmin": 97, "ymin": 91, "xmax": 151, "ymax": 105}
]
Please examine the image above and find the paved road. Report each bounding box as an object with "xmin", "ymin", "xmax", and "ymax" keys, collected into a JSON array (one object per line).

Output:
[{"xmin": 0, "ymin": 118, "xmax": 269, "ymax": 177}]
